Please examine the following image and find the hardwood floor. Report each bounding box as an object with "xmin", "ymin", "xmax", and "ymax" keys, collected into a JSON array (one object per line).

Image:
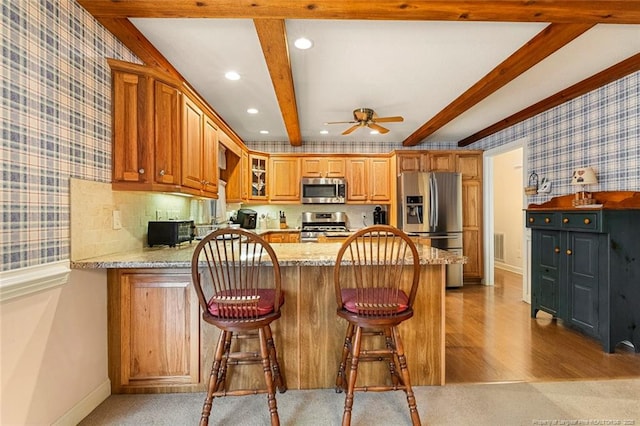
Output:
[{"xmin": 445, "ymin": 268, "xmax": 640, "ymax": 384}]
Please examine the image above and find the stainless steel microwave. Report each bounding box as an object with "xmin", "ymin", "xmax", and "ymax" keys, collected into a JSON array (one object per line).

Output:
[{"xmin": 301, "ymin": 177, "xmax": 346, "ymax": 204}]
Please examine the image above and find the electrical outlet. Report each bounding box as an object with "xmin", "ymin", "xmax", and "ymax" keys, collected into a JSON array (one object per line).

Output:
[{"xmin": 112, "ymin": 210, "xmax": 122, "ymax": 230}]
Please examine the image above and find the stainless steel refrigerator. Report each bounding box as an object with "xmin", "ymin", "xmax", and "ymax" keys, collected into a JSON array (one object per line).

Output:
[{"xmin": 397, "ymin": 171, "xmax": 463, "ymax": 288}]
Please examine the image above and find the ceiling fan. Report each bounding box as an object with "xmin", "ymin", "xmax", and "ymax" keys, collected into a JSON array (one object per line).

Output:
[{"xmin": 324, "ymin": 108, "xmax": 404, "ymax": 135}]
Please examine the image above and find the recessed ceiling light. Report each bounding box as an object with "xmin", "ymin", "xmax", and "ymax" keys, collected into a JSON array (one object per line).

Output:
[
  {"xmin": 320, "ymin": 130, "xmax": 329, "ymax": 135},
  {"xmin": 370, "ymin": 130, "xmax": 380, "ymax": 135},
  {"xmin": 259, "ymin": 130, "xmax": 269, "ymax": 134},
  {"xmin": 224, "ymin": 71, "xmax": 241, "ymax": 81},
  {"xmin": 294, "ymin": 37, "xmax": 313, "ymax": 50},
  {"xmin": 247, "ymin": 108, "xmax": 259, "ymax": 114}
]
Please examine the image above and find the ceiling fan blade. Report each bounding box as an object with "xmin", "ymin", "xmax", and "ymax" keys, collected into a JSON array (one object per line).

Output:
[
  {"xmin": 368, "ymin": 123, "xmax": 390, "ymax": 134},
  {"xmin": 342, "ymin": 124, "xmax": 362, "ymax": 135},
  {"xmin": 373, "ymin": 116, "xmax": 404, "ymax": 123},
  {"xmin": 324, "ymin": 120, "xmax": 358, "ymax": 125}
]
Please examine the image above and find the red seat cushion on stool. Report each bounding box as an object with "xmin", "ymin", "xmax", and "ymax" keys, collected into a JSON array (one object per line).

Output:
[
  {"xmin": 341, "ymin": 288, "xmax": 409, "ymax": 314},
  {"xmin": 207, "ymin": 289, "xmax": 282, "ymax": 317}
]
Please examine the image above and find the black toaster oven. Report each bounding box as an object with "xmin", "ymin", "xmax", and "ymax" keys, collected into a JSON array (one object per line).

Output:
[{"xmin": 148, "ymin": 220, "xmax": 195, "ymax": 247}]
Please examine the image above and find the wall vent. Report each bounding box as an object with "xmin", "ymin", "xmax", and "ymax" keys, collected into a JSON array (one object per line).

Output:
[{"xmin": 494, "ymin": 233, "xmax": 505, "ymax": 262}]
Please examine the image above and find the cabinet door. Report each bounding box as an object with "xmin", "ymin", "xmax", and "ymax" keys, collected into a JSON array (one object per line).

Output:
[
  {"xmin": 269, "ymin": 157, "xmax": 300, "ymax": 201},
  {"xmin": 461, "ymin": 180, "xmax": 482, "ymax": 280},
  {"xmin": 531, "ymin": 230, "xmax": 561, "ymax": 317},
  {"xmin": 397, "ymin": 152, "xmax": 425, "ymax": 173},
  {"xmin": 202, "ymin": 116, "xmax": 219, "ymax": 195},
  {"xmin": 301, "ymin": 157, "xmax": 345, "ymax": 178},
  {"xmin": 456, "ymin": 153, "xmax": 482, "ymax": 180},
  {"xmin": 566, "ymin": 232, "xmax": 601, "ymax": 336},
  {"xmin": 154, "ymin": 81, "xmax": 181, "ymax": 185},
  {"xmin": 249, "ymin": 154, "xmax": 268, "ymax": 200},
  {"xmin": 241, "ymin": 150, "xmax": 249, "ymax": 200},
  {"xmin": 109, "ymin": 270, "xmax": 200, "ymax": 392},
  {"xmin": 112, "ymin": 71, "xmax": 152, "ymax": 183},
  {"xmin": 369, "ymin": 157, "xmax": 391, "ymax": 202},
  {"xmin": 181, "ymin": 96, "xmax": 204, "ymax": 190},
  {"xmin": 427, "ymin": 152, "xmax": 455, "ymax": 172},
  {"xmin": 346, "ymin": 158, "xmax": 368, "ymax": 201}
]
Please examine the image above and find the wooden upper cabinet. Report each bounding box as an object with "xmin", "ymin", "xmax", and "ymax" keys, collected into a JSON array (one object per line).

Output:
[
  {"xmin": 346, "ymin": 157, "xmax": 391, "ymax": 203},
  {"xmin": 369, "ymin": 157, "xmax": 391, "ymax": 202},
  {"xmin": 153, "ymin": 80, "xmax": 181, "ymax": 185},
  {"xmin": 301, "ymin": 157, "xmax": 345, "ymax": 178},
  {"xmin": 111, "ymin": 69, "xmax": 152, "ymax": 184},
  {"xmin": 456, "ymin": 152, "xmax": 482, "ymax": 180},
  {"xmin": 346, "ymin": 158, "xmax": 368, "ymax": 201},
  {"xmin": 202, "ymin": 115, "xmax": 219, "ymax": 195},
  {"xmin": 181, "ymin": 95, "xmax": 218, "ymax": 197},
  {"xmin": 248, "ymin": 153, "xmax": 268, "ymax": 200},
  {"xmin": 427, "ymin": 152, "xmax": 455, "ymax": 172},
  {"xmin": 241, "ymin": 150, "xmax": 249, "ymax": 200},
  {"xmin": 269, "ymin": 156, "xmax": 300, "ymax": 201},
  {"xmin": 181, "ymin": 96, "xmax": 205, "ymax": 191},
  {"xmin": 397, "ymin": 152, "xmax": 426, "ymax": 173}
]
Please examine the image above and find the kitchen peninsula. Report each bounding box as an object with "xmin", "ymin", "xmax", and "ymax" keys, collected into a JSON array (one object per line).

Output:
[{"xmin": 71, "ymin": 240, "xmax": 464, "ymax": 394}]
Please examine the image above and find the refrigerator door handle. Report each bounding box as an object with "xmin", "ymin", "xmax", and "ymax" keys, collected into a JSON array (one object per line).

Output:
[{"xmin": 432, "ymin": 174, "xmax": 439, "ymax": 229}]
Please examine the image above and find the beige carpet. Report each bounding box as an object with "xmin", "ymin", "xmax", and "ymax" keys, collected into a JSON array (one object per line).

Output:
[{"xmin": 79, "ymin": 378, "xmax": 640, "ymax": 425}]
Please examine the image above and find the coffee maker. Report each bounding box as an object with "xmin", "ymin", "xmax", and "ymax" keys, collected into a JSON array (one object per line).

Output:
[{"xmin": 372, "ymin": 205, "xmax": 387, "ymax": 225}]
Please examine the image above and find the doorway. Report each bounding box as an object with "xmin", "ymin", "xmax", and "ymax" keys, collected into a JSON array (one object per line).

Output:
[{"xmin": 482, "ymin": 138, "xmax": 530, "ymax": 302}]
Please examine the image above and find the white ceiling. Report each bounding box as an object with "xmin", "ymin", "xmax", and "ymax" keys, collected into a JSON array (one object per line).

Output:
[{"xmin": 130, "ymin": 18, "xmax": 639, "ymax": 145}]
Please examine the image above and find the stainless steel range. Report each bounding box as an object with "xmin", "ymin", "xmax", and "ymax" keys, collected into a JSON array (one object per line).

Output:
[{"xmin": 300, "ymin": 211, "xmax": 349, "ymax": 242}]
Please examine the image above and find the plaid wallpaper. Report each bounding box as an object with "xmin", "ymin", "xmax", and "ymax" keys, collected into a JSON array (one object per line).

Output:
[
  {"xmin": 1, "ymin": 0, "xmax": 638, "ymax": 272},
  {"xmin": 0, "ymin": 0, "xmax": 139, "ymax": 271}
]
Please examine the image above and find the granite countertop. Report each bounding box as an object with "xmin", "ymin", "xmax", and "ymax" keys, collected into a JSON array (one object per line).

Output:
[{"xmin": 71, "ymin": 241, "xmax": 466, "ymax": 269}]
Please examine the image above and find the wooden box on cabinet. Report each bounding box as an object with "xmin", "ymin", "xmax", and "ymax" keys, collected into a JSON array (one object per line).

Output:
[
  {"xmin": 527, "ymin": 201, "xmax": 640, "ymax": 353},
  {"xmin": 107, "ymin": 269, "xmax": 201, "ymax": 393}
]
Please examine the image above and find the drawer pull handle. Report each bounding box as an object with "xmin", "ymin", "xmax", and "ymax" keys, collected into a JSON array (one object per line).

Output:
[
  {"xmin": 544, "ymin": 217, "xmax": 551, "ymax": 223},
  {"xmin": 554, "ymin": 247, "xmax": 560, "ymax": 253},
  {"xmin": 566, "ymin": 249, "xmax": 573, "ymax": 255},
  {"xmin": 529, "ymin": 217, "xmax": 534, "ymax": 223},
  {"xmin": 563, "ymin": 218, "xmax": 569, "ymax": 224},
  {"xmin": 584, "ymin": 218, "xmax": 591, "ymax": 225}
]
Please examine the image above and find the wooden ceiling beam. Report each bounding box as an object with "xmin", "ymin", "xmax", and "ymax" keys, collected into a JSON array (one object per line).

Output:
[
  {"xmin": 77, "ymin": 1, "xmax": 640, "ymax": 24},
  {"xmin": 254, "ymin": 19, "xmax": 302, "ymax": 146},
  {"xmin": 402, "ymin": 23, "xmax": 594, "ymax": 147},
  {"xmin": 458, "ymin": 53, "xmax": 640, "ymax": 147}
]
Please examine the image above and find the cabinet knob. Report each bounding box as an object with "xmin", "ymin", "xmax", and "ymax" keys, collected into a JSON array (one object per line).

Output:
[
  {"xmin": 584, "ymin": 218, "xmax": 591, "ymax": 224},
  {"xmin": 554, "ymin": 247, "xmax": 560, "ymax": 253},
  {"xmin": 138, "ymin": 168, "xmax": 145, "ymax": 174},
  {"xmin": 159, "ymin": 169, "xmax": 165, "ymax": 176},
  {"xmin": 566, "ymin": 249, "xmax": 573, "ymax": 255},
  {"xmin": 544, "ymin": 217, "xmax": 551, "ymax": 223},
  {"xmin": 563, "ymin": 218, "xmax": 569, "ymax": 224},
  {"xmin": 529, "ymin": 217, "xmax": 534, "ymax": 223}
]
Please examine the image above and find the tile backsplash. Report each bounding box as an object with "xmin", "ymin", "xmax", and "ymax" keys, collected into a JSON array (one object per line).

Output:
[{"xmin": 69, "ymin": 178, "xmax": 191, "ymax": 260}]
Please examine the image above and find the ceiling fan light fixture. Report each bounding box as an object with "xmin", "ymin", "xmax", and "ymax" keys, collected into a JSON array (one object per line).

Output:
[
  {"xmin": 224, "ymin": 71, "xmax": 241, "ymax": 81},
  {"xmin": 294, "ymin": 37, "xmax": 313, "ymax": 50}
]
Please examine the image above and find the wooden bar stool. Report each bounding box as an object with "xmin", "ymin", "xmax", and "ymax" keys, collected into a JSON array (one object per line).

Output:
[
  {"xmin": 334, "ymin": 225, "xmax": 422, "ymax": 426},
  {"xmin": 191, "ymin": 228, "xmax": 286, "ymax": 426}
]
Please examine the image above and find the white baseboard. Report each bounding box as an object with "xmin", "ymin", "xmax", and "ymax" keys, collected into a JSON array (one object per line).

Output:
[
  {"xmin": 495, "ymin": 262, "xmax": 523, "ymax": 275},
  {"xmin": 53, "ymin": 379, "xmax": 111, "ymax": 426}
]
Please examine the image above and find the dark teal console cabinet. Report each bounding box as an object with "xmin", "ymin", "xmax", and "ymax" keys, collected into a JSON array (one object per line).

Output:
[{"xmin": 527, "ymin": 193, "xmax": 640, "ymax": 354}]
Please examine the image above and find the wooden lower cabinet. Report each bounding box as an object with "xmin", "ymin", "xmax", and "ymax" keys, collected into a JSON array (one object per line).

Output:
[
  {"xmin": 265, "ymin": 231, "xmax": 300, "ymax": 243},
  {"xmin": 107, "ymin": 269, "xmax": 201, "ymax": 393},
  {"xmin": 107, "ymin": 261, "xmax": 445, "ymax": 393}
]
